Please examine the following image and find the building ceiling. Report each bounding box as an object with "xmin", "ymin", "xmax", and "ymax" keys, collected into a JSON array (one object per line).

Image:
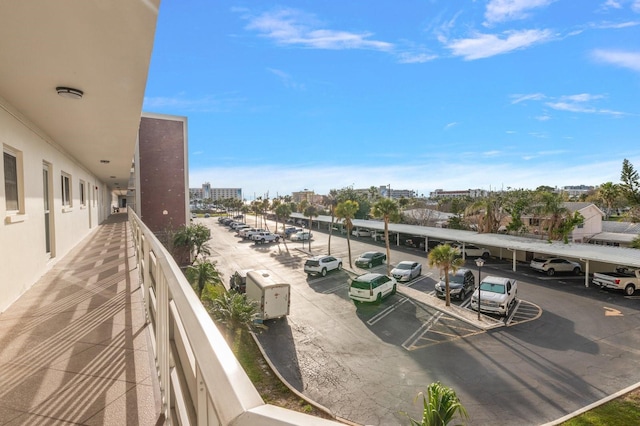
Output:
[{"xmin": 0, "ymin": 1, "xmax": 161, "ymax": 191}]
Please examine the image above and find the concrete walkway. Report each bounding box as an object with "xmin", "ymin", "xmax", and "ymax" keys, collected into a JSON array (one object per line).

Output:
[{"xmin": 0, "ymin": 213, "xmax": 163, "ymax": 425}]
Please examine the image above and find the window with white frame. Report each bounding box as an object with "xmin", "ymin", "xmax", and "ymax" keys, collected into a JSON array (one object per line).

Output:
[
  {"xmin": 3, "ymin": 146, "xmax": 22, "ymax": 212},
  {"xmin": 79, "ymin": 180, "xmax": 86, "ymax": 206},
  {"xmin": 61, "ymin": 173, "xmax": 72, "ymax": 207}
]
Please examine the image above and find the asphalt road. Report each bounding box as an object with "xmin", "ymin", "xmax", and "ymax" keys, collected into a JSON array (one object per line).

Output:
[{"xmin": 202, "ymin": 217, "xmax": 640, "ymax": 426}]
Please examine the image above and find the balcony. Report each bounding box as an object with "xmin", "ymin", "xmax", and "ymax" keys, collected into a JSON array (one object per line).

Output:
[{"xmin": 0, "ymin": 211, "xmax": 341, "ymax": 425}]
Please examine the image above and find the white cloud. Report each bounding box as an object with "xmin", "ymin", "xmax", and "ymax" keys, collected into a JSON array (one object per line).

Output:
[
  {"xmin": 511, "ymin": 93, "xmax": 546, "ymax": 104},
  {"xmin": 444, "ymin": 122, "xmax": 459, "ymax": 130},
  {"xmin": 243, "ymin": 8, "xmax": 393, "ymax": 51},
  {"xmin": 445, "ymin": 29, "xmax": 554, "ymax": 60},
  {"xmin": 188, "ymin": 158, "xmax": 628, "ymax": 198},
  {"xmin": 484, "ymin": 0, "xmax": 556, "ymax": 25},
  {"xmin": 397, "ymin": 52, "xmax": 438, "ymax": 64},
  {"xmin": 592, "ymin": 49, "xmax": 640, "ymax": 72},
  {"xmin": 267, "ymin": 68, "xmax": 305, "ymax": 90}
]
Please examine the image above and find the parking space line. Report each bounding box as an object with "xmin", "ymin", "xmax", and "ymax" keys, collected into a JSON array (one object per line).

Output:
[
  {"xmin": 402, "ymin": 310, "xmax": 444, "ymax": 349},
  {"xmin": 322, "ymin": 283, "xmax": 348, "ymax": 294},
  {"xmin": 367, "ymin": 297, "xmax": 410, "ymax": 325}
]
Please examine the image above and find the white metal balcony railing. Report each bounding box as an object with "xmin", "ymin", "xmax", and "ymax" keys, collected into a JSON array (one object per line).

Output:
[{"xmin": 128, "ymin": 210, "xmax": 341, "ymax": 425}]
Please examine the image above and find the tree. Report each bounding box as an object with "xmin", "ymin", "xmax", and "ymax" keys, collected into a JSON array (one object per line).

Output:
[
  {"xmin": 427, "ymin": 244, "xmax": 464, "ymax": 307},
  {"xmin": 208, "ymin": 291, "xmax": 257, "ymax": 342},
  {"xmin": 405, "ymin": 382, "xmax": 469, "ymax": 426},
  {"xmin": 186, "ymin": 259, "xmax": 221, "ymax": 298},
  {"xmin": 325, "ymin": 189, "xmax": 339, "ymax": 255},
  {"xmin": 274, "ymin": 202, "xmax": 292, "ymax": 250},
  {"xmin": 597, "ymin": 182, "xmax": 620, "ymax": 219},
  {"xmin": 335, "ymin": 200, "xmax": 359, "ymax": 268},
  {"xmin": 173, "ymin": 223, "xmax": 211, "ymax": 265},
  {"xmin": 372, "ymin": 198, "xmax": 399, "ymax": 276},
  {"xmin": 631, "ymin": 234, "xmax": 640, "ymax": 249},
  {"xmin": 620, "ymin": 159, "xmax": 640, "ymax": 205},
  {"xmin": 465, "ymin": 194, "xmax": 506, "ymax": 233},
  {"xmin": 303, "ymin": 204, "xmax": 319, "ymax": 251},
  {"xmin": 534, "ymin": 191, "xmax": 582, "ymax": 242},
  {"xmin": 503, "ymin": 189, "xmax": 533, "ymax": 234}
]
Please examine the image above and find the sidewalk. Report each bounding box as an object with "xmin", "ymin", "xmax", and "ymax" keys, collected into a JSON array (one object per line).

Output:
[{"xmin": 0, "ymin": 213, "xmax": 163, "ymax": 425}]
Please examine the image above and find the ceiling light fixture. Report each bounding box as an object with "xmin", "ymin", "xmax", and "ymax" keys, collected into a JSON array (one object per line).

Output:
[
  {"xmin": 56, "ymin": 86, "xmax": 83, "ymax": 99},
  {"xmin": 100, "ymin": 160, "xmax": 110, "ymax": 164}
]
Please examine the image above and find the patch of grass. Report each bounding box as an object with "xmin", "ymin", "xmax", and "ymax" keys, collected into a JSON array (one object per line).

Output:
[{"xmin": 562, "ymin": 388, "xmax": 640, "ymax": 426}]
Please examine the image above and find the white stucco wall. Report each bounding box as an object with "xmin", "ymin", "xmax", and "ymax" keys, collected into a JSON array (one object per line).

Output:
[{"xmin": 0, "ymin": 101, "xmax": 109, "ymax": 313}]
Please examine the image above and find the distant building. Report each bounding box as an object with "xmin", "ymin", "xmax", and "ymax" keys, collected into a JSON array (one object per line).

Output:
[
  {"xmin": 189, "ymin": 186, "xmax": 242, "ymax": 202},
  {"xmin": 429, "ymin": 189, "xmax": 487, "ymax": 198},
  {"xmin": 562, "ymin": 185, "xmax": 594, "ymax": 198},
  {"xmin": 292, "ymin": 190, "xmax": 315, "ymax": 203}
]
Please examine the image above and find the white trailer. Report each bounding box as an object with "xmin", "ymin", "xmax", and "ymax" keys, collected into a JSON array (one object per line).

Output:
[{"xmin": 245, "ymin": 270, "xmax": 290, "ymax": 321}]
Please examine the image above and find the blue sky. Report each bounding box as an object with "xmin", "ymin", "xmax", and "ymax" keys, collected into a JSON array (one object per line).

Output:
[{"xmin": 143, "ymin": 0, "xmax": 640, "ymax": 199}]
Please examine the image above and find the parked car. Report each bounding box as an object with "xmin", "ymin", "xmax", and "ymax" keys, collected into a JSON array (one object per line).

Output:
[
  {"xmin": 348, "ymin": 273, "xmax": 397, "ymax": 303},
  {"xmin": 592, "ymin": 266, "xmax": 640, "ymax": 296},
  {"xmin": 434, "ymin": 268, "xmax": 475, "ymax": 300},
  {"xmin": 239, "ymin": 228, "xmax": 266, "ymax": 239},
  {"xmin": 454, "ymin": 244, "xmax": 490, "ymax": 259},
  {"xmin": 470, "ymin": 276, "xmax": 517, "ymax": 316},
  {"xmin": 251, "ymin": 232, "xmax": 280, "ymax": 244},
  {"xmin": 390, "ymin": 261, "xmax": 422, "ymax": 282},
  {"xmin": 304, "ymin": 255, "xmax": 343, "ymax": 277},
  {"xmin": 291, "ymin": 231, "xmax": 312, "ymax": 241},
  {"xmin": 530, "ymin": 257, "xmax": 582, "ymax": 276},
  {"xmin": 371, "ymin": 231, "xmax": 387, "ymax": 242},
  {"xmin": 282, "ymin": 227, "xmax": 300, "ymax": 238},
  {"xmin": 352, "ymin": 228, "xmax": 372, "ymax": 237},
  {"xmin": 355, "ymin": 251, "xmax": 386, "ymax": 268}
]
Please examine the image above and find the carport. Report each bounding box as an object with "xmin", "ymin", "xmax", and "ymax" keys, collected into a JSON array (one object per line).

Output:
[{"xmin": 290, "ymin": 212, "xmax": 640, "ymax": 287}]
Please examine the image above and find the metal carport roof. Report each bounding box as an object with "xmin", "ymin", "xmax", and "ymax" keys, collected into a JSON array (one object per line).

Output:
[{"xmin": 290, "ymin": 213, "xmax": 640, "ymax": 269}]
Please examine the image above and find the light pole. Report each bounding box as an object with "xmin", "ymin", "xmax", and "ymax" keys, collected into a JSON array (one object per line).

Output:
[{"xmin": 475, "ymin": 257, "xmax": 485, "ymax": 321}]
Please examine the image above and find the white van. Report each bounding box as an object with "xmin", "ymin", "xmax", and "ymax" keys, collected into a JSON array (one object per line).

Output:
[{"xmin": 245, "ymin": 270, "xmax": 290, "ymax": 321}]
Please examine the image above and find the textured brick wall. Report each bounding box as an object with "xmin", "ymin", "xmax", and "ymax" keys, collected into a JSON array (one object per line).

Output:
[{"xmin": 138, "ymin": 116, "xmax": 187, "ymax": 234}]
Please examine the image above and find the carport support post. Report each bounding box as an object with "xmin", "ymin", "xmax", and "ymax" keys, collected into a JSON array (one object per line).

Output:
[{"xmin": 475, "ymin": 257, "xmax": 485, "ymax": 321}]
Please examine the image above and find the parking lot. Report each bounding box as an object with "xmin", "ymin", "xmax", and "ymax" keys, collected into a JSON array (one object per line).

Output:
[{"xmin": 203, "ymin": 217, "xmax": 640, "ymax": 426}]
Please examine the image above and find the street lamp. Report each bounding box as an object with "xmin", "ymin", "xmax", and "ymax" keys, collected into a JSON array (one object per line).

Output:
[{"xmin": 475, "ymin": 257, "xmax": 485, "ymax": 321}]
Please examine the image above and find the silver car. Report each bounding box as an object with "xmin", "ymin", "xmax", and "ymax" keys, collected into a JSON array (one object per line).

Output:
[{"xmin": 390, "ymin": 261, "xmax": 422, "ymax": 282}]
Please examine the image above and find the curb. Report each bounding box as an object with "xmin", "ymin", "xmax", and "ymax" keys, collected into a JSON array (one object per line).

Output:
[{"xmin": 540, "ymin": 381, "xmax": 640, "ymax": 425}]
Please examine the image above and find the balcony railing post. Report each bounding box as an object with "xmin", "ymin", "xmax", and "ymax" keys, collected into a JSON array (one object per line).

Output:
[{"xmin": 157, "ymin": 264, "xmax": 171, "ymax": 422}]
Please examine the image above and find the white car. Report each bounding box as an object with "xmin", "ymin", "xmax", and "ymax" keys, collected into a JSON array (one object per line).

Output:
[
  {"xmin": 352, "ymin": 228, "xmax": 372, "ymax": 237},
  {"xmin": 304, "ymin": 255, "xmax": 343, "ymax": 277},
  {"xmin": 454, "ymin": 244, "xmax": 490, "ymax": 259},
  {"xmin": 348, "ymin": 273, "xmax": 397, "ymax": 303},
  {"xmin": 530, "ymin": 257, "xmax": 582, "ymax": 276},
  {"xmin": 470, "ymin": 276, "xmax": 517, "ymax": 316},
  {"xmin": 390, "ymin": 261, "xmax": 422, "ymax": 282},
  {"xmin": 240, "ymin": 228, "xmax": 266, "ymax": 239},
  {"xmin": 291, "ymin": 231, "xmax": 312, "ymax": 241},
  {"xmin": 250, "ymin": 232, "xmax": 280, "ymax": 244}
]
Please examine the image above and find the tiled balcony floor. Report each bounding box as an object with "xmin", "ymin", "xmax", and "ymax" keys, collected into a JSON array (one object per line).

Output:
[{"xmin": 0, "ymin": 213, "xmax": 163, "ymax": 425}]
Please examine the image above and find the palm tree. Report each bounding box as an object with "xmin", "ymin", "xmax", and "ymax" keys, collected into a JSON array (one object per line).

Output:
[
  {"xmin": 372, "ymin": 198, "xmax": 399, "ymax": 276},
  {"xmin": 325, "ymin": 189, "xmax": 339, "ymax": 255},
  {"xmin": 465, "ymin": 194, "xmax": 505, "ymax": 233},
  {"xmin": 208, "ymin": 291, "xmax": 257, "ymax": 342},
  {"xmin": 186, "ymin": 259, "xmax": 220, "ymax": 298},
  {"xmin": 303, "ymin": 204, "xmax": 319, "ymax": 251},
  {"xmin": 534, "ymin": 191, "xmax": 570, "ymax": 241},
  {"xmin": 335, "ymin": 200, "xmax": 359, "ymax": 268},
  {"xmin": 173, "ymin": 223, "xmax": 211, "ymax": 265},
  {"xmin": 597, "ymin": 182, "xmax": 620, "ymax": 219},
  {"xmin": 427, "ymin": 244, "xmax": 464, "ymax": 307},
  {"xmin": 275, "ymin": 202, "xmax": 292, "ymax": 250},
  {"xmin": 406, "ymin": 382, "xmax": 469, "ymax": 426}
]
